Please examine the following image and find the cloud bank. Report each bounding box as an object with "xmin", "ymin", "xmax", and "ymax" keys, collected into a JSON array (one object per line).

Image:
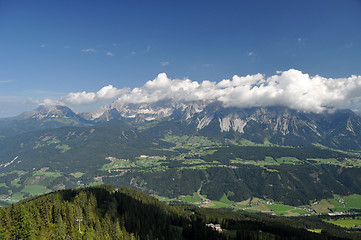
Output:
[
  {"xmin": 30, "ymin": 85, "xmax": 127, "ymax": 106},
  {"xmin": 31, "ymin": 69, "xmax": 361, "ymax": 113}
]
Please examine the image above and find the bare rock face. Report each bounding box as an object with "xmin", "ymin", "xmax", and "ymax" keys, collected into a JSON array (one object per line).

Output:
[
  {"xmin": 3, "ymin": 99, "xmax": 361, "ymax": 150},
  {"xmin": 90, "ymin": 99, "xmax": 209, "ymax": 123}
]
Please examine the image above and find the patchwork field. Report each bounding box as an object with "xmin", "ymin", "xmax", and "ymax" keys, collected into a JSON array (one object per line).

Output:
[
  {"xmin": 157, "ymin": 190, "xmax": 361, "ymax": 217},
  {"xmin": 324, "ymin": 217, "xmax": 361, "ymax": 228}
]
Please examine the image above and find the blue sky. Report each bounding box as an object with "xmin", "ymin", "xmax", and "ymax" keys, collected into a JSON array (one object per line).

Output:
[{"xmin": 0, "ymin": 0, "xmax": 361, "ymax": 117}]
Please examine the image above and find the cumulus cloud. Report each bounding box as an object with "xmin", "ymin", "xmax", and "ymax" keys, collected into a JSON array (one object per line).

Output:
[
  {"xmin": 113, "ymin": 69, "xmax": 361, "ymax": 113},
  {"xmin": 31, "ymin": 85, "xmax": 126, "ymax": 106},
  {"xmin": 82, "ymin": 48, "xmax": 96, "ymax": 53},
  {"xmin": 106, "ymin": 51, "xmax": 114, "ymax": 56},
  {"xmin": 29, "ymin": 98, "xmax": 58, "ymax": 106},
  {"xmin": 30, "ymin": 69, "xmax": 361, "ymax": 113}
]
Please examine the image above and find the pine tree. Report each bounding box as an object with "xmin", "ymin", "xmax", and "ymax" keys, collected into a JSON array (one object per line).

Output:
[
  {"xmin": 10, "ymin": 205, "xmax": 34, "ymax": 240},
  {"xmin": 0, "ymin": 220, "xmax": 8, "ymax": 240},
  {"xmin": 51, "ymin": 215, "xmax": 66, "ymax": 239}
]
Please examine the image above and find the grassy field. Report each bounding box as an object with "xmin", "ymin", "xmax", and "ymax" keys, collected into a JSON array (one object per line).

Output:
[
  {"xmin": 226, "ymin": 138, "xmax": 278, "ymax": 147},
  {"xmin": 327, "ymin": 195, "xmax": 344, "ymax": 208},
  {"xmin": 135, "ymin": 156, "xmax": 165, "ymax": 168},
  {"xmin": 70, "ymin": 172, "xmax": 84, "ymax": 178},
  {"xmin": 11, "ymin": 177, "xmax": 21, "ymax": 187},
  {"xmin": 182, "ymin": 159, "xmax": 205, "ymax": 164},
  {"xmin": 309, "ymin": 194, "xmax": 361, "ymax": 214},
  {"xmin": 208, "ymin": 200, "xmax": 233, "ymax": 209},
  {"xmin": 55, "ymin": 144, "xmax": 71, "ymax": 152},
  {"xmin": 163, "ymin": 135, "xmax": 221, "ymax": 149},
  {"xmin": 307, "ymin": 158, "xmax": 341, "ymax": 165},
  {"xmin": 331, "ymin": 207, "xmax": 352, "ymax": 212},
  {"xmin": 276, "ymin": 157, "xmax": 301, "ymax": 164},
  {"xmin": 157, "ymin": 191, "xmax": 361, "ymax": 216},
  {"xmin": 21, "ymin": 185, "xmax": 49, "ymax": 196},
  {"xmin": 101, "ymin": 157, "xmax": 136, "ymax": 171},
  {"xmin": 89, "ymin": 180, "xmax": 104, "ymax": 187},
  {"xmin": 219, "ymin": 194, "xmax": 234, "ymax": 204},
  {"xmin": 325, "ymin": 217, "xmax": 361, "ymax": 228},
  {"xmin": 158, "ymin": 192, "xmax": 316, "ymax": 216},
  {"xmin": 179, "ymin": 192, "xmax": 203, "ymax": 204},
  {"xmin": 243, "ymin": 209, "xmax": 260, "ymax": 213},
  {"xmin": 267, "ymin": 204, "xmax": 294, "ymax": 212},
  {"xmin": 312, "ymin": 199, "xmax": 334, "ymax": 213},
  {"xmin": 11, "ymin": 192, "xmax": 24, "ymax": 201},
  {"xmin": 264, "ymin": 156, "xmax": 277, "ymax": 164},
  {"xmin": 33, "ymin": 170, "xmax": 62, "ymax": 178},
  {"xmin": 344, "ymin": 194, "xmax": 361, "ymax": 208},
  {"xmin": 291, "ymin": 209, "xmax": 309, "ymax": 215}
]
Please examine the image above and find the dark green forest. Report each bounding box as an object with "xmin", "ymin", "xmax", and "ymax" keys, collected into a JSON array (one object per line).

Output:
[
  {"xmin": 104, "ymin": 164, "xmax": 361, "ymax": 206},
  {"xmin": 0, "ymin": 185, "xmax": 360, "ymax": 239}
]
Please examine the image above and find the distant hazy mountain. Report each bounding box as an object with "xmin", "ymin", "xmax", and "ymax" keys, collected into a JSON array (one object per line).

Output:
[
  {"xmin": 2, "ymin": 101, "xmax": 361, "ymax": 150},
  {"xmin": 0, "ymin": 105, "xmax": 91, "ymax": 137}
]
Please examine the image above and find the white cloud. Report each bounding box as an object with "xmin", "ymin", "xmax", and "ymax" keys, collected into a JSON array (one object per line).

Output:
[
  {"xmin": 248, "ymin": 52, "xmax": 255, "ymax": 56},
  {"xmin": 0, "ymin": 80, "xmax": 14, "ymax": 83},
  {"xmin": 160, "ymin": 61, "xmax": 169, "ymax": 66},
  {"xmin": 60, "ymin": 85, "xmax": 125, "ymax": 105},
  {"xmin": 82, "ymin": 48, "xmax": 96, "ymax": 53},
  {"xmin": 31, "ymin": 85, "xmax": 126, "ymax": 106},
  {"xmin": 29, "ymin": 70, "xmax": 361, "ymax": 113},
  {"xmin": 113, "ymin": 70, "xmax": 361, "ymax": 113},
  {"xmin": 106, "ymin": 52, "xmax": 114, "ymax": 57},
  {"xmin": 29, "ymin": 98, "xmax": 58, "ymax": 106}
]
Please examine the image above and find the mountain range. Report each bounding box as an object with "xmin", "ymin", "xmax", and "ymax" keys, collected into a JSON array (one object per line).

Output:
[{"xmin": 2, "ymin": 100, "xmax": 361, "ymax": 151}]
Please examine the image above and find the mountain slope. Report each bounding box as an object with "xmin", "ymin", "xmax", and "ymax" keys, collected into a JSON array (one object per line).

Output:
[
  {"xmin": 0, "ymin": 122, "xmax": 174, "ymax": 173},
  {"xmin": 0, "ymin": 105, "xmax": 91, "ymax": 137}
]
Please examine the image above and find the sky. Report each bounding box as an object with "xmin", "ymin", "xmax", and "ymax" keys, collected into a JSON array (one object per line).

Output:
[{"xmin": 0, "ymin": 0, "xmax": 361, "ymax": 117}]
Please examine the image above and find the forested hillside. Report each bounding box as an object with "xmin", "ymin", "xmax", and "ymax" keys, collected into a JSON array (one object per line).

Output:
[{"xmin": 0, "ymin": 185, "xmax": 360, "ymax": 239}]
